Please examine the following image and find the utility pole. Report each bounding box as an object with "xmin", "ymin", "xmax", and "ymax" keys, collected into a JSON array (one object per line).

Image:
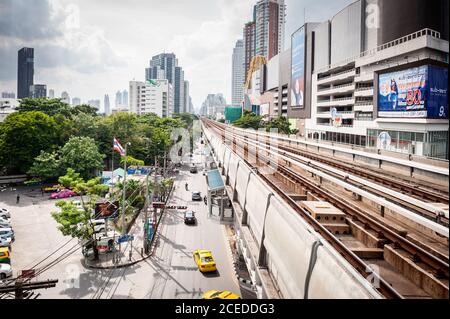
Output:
[{"xmin": 0, "ymin": 279, "xmax": 58, "ymax": 299}]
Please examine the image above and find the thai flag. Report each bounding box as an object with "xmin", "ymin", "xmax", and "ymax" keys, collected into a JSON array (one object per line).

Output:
[{"xmin": 113, "ymin": 137, "xmax": 125, "ymax": 156}]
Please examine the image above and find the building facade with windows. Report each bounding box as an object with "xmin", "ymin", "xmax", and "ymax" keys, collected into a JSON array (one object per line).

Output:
[
  {"xmin": 232, "ymin": 39, "xmax": 245, "ymax": 105},
  {"xmin": 17, "ymin": 47, "xmax": 34, "ymax": 99},
  {"xmin": 129, "ymin": 79, "xmax": 173, "ymax": 118},
  {"xmin": 30, "ymin": 84, "xmax": 47, "ymax": 98}
]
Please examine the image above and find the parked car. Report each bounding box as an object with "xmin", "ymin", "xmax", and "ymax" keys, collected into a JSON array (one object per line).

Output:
[
  {"xmin": 0, "ymin": 236, "xmax": 12, "ymax": 248},
  {"xmin": 0, "ymin": 247, "xmax": 11, "ymax": 264},
  {"xmin": 0, "ymin": 263, "xmax": 12, "ymax": 279},
  {"xmin": 184, "ymin": 211, "xmax": 196, "ymax": 225},
  {"xmin": 50, "ymin": 189, "xmax": 77, "ymax": 199},
  {"xmin": 202, "ymin": 290, "xmax": 241, "ymax": 299},
  {"xmin": 190, "ymin": 166, "xmax": 198, "ymax": 173},
  {"xmin": 0, "ymin": 215, "xmax": 11, "ymax": 224},
  {"xmin": 191, "ymin": 192, "xmax": 202, "ymax": 201},
  {"xmin": 0, "ymin": 228, "xmax": 14, "ymax": 241},
  {"xmin": 193, "ymin": 249, "xmax": 217, "ymax": 273},
  {"xmin": 0, "ymin": 221, "xmax": 11, "ymax": 229},
  {"xmin": 0, "ymin": 209, "xmax": 11, "ymax": 219}
]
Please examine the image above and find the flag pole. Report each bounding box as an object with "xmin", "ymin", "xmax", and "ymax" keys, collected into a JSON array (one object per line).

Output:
[
  {"xmin": 121, "ymin": 143, "xmax": 130, "ymax": 235},
  {"xmin": 111, "ymin": 139, "xmax": 114, "ymax": 188}
]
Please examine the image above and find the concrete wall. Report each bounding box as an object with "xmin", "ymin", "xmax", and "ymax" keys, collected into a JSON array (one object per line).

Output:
[{"xmin": 330, "ymin": 0, "xmax": 364, "ymax": 64}]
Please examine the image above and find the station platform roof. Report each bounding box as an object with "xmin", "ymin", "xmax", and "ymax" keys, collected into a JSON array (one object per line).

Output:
[{"xmin": 206, "ymin": 169, "xmax": 225, "ymax": 191}]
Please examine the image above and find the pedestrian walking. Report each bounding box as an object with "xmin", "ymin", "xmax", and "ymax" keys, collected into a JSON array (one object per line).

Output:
[
  {"xmin": 16, "ymin": 194, "xmax": 20, "ymax": 204},
  {"xmin": 203, "ymin": 195, "xmax": 207, "ymax": 205}
]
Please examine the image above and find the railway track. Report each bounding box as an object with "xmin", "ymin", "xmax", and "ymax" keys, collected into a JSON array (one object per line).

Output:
[
  {"xmin": 203, "ymin": 118, "xmax": 449, "ymax": 299},
  {"xmin": 214, "ymin": 121, "xmax": 449, "ymax": 203},
  {"xmin": 209, "ymin": 120, "xmax": 449, "ymax": 227}
]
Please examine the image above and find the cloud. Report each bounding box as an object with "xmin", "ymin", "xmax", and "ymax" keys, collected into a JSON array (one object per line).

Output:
[
  {"xmin": 0, "ymin": 0, "xmax": 63, "ymax": 40},
  {"xmin": 0, "ymin": 0, "xmax": 126, "ymax": 84},
  {"xmin": 169, "ymin": 0, "xmax": 253, "ymax": 105}
]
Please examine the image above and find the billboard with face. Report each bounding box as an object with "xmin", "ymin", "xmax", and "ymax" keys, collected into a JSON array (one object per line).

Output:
[
  {"xmin": 378, "ymin": 65, "xmax": 448, "ymax": 119},
  {"xmin": 291, "ymin": 26, "xmax": 305, "ymax": 108}
]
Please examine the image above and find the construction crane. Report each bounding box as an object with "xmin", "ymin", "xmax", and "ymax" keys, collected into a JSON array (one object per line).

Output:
[{"xmin": 244, "ymin": 55, "xmax": 267, "ymax": 91}]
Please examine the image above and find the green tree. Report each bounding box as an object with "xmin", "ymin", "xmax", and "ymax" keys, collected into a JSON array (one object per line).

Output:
[
  {"xmin": 59, "ymin": 137, "xmax": 105, "ymax": 179},
  {"xmin": 264, "ymin": 116, "xmax": 299, "ymax": 135},
  {"xmin": 232, "ymin": 111, "xmax": 262, "ymax": 129},
  {"xmin": 17, "ymin": 98, "xmax": 72, "ymax": 117},
  {"xmin": 27, "ymin": 150, "xmax": 62, "ymax": 180},
  {"xmin": 71, "ymin": 104, "xmax": 99, "ymax": 117},
  {"xmin": 58, "ymin": 168, "xmax": 84, "ymax": 189},
  {"xmin": 52, "ymin": 171, "xmax": 108, "ymax": 260},
  {"xmin": 0, "ymin": 111, "xmax": 59, "ymax": 173},
  {"xmin": 120, "ymin": 155, "xmax": 145, "ymax": 167}
]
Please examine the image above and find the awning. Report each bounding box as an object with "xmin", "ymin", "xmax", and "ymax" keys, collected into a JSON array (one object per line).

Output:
[{"xmin": 206, "ymin": 169, "xmax": 225, "ymax": 191}]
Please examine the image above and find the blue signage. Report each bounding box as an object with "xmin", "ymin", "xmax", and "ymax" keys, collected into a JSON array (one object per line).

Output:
[
  {"xmin": 427, "ymin": 65, "xmax": 448, "ymax": 118},
  {"xmin": 378, "ymin": 65, "xmax": 448, "ymax": 119},
  {"xmin": 291, "ymin": 26, "xmax": 305, "ymax": 108},
  {"xmin": 118, "ymin": 234, "xmax": 134, "ymax": 244}
]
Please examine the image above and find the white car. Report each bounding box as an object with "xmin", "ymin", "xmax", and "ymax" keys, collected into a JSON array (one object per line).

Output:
[
  {"xmin": 0, "ymin": 228, "xmax": 14, "ymax": 241},
  {"xmin": 0, "ymin": 263, "xmax": 12, "ymax": 280},
  {"xmin": 0, "ymin": 220, "xmax": 11, "ymax": 228},
  {"xmin": 0, "ymin": 235, "xmax": 12, "ymax": 247},
  {"xmin": 0, "ymin": 211, "xmax": 11, "ymax": 219}
]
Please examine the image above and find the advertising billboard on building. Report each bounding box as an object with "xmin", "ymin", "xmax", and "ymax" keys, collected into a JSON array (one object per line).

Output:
[
  {"xmin": 378, "ymin": 65, "xmax": 448, "ymax": 119},
  {"xmin": 291, "ymin": 26, "xmax": 305, "ymax": 108}
]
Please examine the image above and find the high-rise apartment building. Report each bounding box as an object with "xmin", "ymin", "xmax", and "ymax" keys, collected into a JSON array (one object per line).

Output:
[
  {"xmin": 87, "ymin": 99, "xmax": 100, "ymax": 110},
  {"xmin": 17, "ymin": 47, "xmax": 34, "ymax": 99},
  {"xmin": 183, "ymin": 81, "xmax": 190, "ymax": 113},
  {"xmin": 243, "ymin": 21, "xmax": 256, "ymax": 80},
  {"xmin": 232, "ymin": 39, "xmax": 245, "ymax": 105},
  {"xmin": 30, "ymin": 84, "xmax": 47, "ymax": 98},
  {"xmin": 174, "ymin": 66, "xmax": 185, "ymax": 114},
  {"xmin": 72, "ymin": 97, "xmax": 81, "ymax": 106},
  {"xmin": 61, "ymin": 91, "xmax": 70, "ymax": 104},
  {"xmin": 129, "ymin": 79, "xmax": 173, "ymax": 117},
  {"xmin": 200, "ymin": 93, "xmax": 227, "ymax": 118},
  {"xmin": 146, "ymin": 53, "xmax": 177, "ymax": 85},
  {"xmin": 122, "ymin": 90, "xmax": 128, "ymax": 107},
  {"xmin": 104, "ymin": 94, "xmax": 110, "ymax": 115},
  {"xmin": 1, "ymin": 92, "xmax": 15, "ymax": 99},
  {"xmin": 243, "ymin": 0, "xmax": 285, "ymax": 79}
]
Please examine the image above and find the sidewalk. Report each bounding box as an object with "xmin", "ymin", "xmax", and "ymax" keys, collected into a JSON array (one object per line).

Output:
[{"xmin": 85, "ymin": 208, "xmax": 150, "ymax": 269}]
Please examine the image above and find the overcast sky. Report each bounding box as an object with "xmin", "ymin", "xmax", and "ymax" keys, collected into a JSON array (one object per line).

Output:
[{"xmin": 0, "ymin": 0, "xmax": 354, "ymax": 111}]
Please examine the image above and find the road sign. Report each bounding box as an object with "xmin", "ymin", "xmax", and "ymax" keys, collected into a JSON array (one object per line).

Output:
[{"xmin": 117, "ymin": 234, "xmax": 134, "ymax": 244}]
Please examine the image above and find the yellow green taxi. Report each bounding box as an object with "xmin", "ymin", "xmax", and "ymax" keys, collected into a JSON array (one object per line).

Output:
[
  {"xmin": 0, "ymin": 247, "xmax": 11, "ymax": 264},
  {"xmin": 193, "ymin": 249, "xmax": 216, "ymax": 273},
  {"xmin": 202, "ymin": 290, "xmax": 241, "ymax": 299}
]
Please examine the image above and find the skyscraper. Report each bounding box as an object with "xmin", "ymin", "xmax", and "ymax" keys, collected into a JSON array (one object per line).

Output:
[
  {"xmin": 48, "ymin": 89, "xmax": 54, "ymax": 99},
  {"xmin": 254, "ymin": 0, "xmax": 286, "ymax": 60},
  {"xmin": 17, "ymin": 47, "xmax": 34, "ymax": 99},
  {"xmin": 121, "ymin": 90, "xmax": 128, "ymax": 107},
  {"xmin": 115, "ymin": 90, "xmax": 122, "ymax": 108},
  {"xmin": 61, "ymin": 91, "xmax": 70, "ymax": 104},
  {"xmin": 243, "ymin": 21, "xmax": 256, "ymax": 80},
  {"xmin": 174, "ymin": 66, "xmax": 185, "ymax": 114},
  {"xmin": 146, "ymin": 53, "xmax": 177, "ymax": 85},
  {"xmin": 183, "ymin": 81, "xmax": 190, "ymax": 113},
  {"xmin": 72, "ymin": 97, "xmax": 81, "ymax": 106},
  {"xmin": 104, "ymin": 94, "xmax": 110, "ymax": 115},
  {"xmin": 87, "ymin": 99, "xmax": 100, "ymax": 110},
  {"xmin": 243, "ymin": 0, "xmax": 285, "ymax": 79},
  {"xmin": 232, "ymin": 39, "xmax": 245, "ymax": 105},
  {"xmin": 30, "ymin": 84, "xmax": 47, "ymax": 98}
]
